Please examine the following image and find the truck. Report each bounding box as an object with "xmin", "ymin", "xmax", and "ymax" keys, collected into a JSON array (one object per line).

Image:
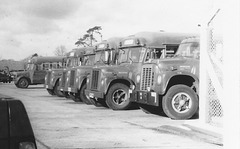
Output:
[
  {"xmin": 13, "ymin": 56, "xmax": 65, "ymax": 88},
  {"xmin": 0, "ymin": 95, "xmax": 37, "ymax": 149},
  {"xmin": 66, "ymin": 38, "xmax": 121, "ymax": 104},
  {"xmin": 85, "ymin": 32, "xmax": 194, "ymax": 110},
  {"xmin": 45, "ymin": 49, "xmax": 83, "ymax": 96},
  {"xmin": 58, "ymin": 47, "xmax": 95, "ymax": 99},
  {"xmin": 0, "ymin": 66, "xmax": 13, "ymax": 83},
  {"xmin": 129, "ymin": 37, "xmax": 200, "ymax": 119}
]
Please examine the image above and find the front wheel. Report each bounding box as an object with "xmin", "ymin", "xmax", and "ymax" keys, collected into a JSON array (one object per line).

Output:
[
  {"xmin": 47, "ymin": 89, "xmax": 55, "ymax": 95},
  {"xmin": 162, "ymin": 85, "xmax": 199, "ymax": 120},
  {"xmin": 106, "ymin": 83, "xmax": 133, "ymax": 110},
  {"xmin": 17, "ymin": 78, "xmax": 29, "ymax": 88},
  {"xmin": 79, "ymin": 84, "xmax": 92, "ymax": 105},
  {"xmin": 53, "ymin": 81, "xmax": 65, "ymax": 97}
]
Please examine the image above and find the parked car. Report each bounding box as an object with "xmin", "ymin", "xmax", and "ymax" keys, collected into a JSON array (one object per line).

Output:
[{"xmin": 0, "ymin": 95, "xmax": 37, "ymax": 149}]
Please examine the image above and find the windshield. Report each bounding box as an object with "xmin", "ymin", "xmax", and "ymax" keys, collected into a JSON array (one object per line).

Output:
[
  {"xmin": 118, "ymin": 47, "xmax": 146, "ymax": 64},
  {"xmin": 66, "ymin": 57, "xmax": 81, "ymax": 68},
  {"xmin": 94, "ymin": 50, "xmax": 107, "ymax": 64},
  {"xmin": 26, "ymin": 64, "xmax": 35, "ymax": 70},
  {"xmin": 175, "ymin": 42, "xmax": 200, "ymax": 59},
  {"xmin": 84, "ymin": 55, "xmax": 95, "ymax": 66}
]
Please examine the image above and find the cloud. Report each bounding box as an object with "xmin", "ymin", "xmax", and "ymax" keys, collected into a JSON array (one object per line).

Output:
[{"xmin": 20, "ymin": 0, "xmax": 81, "ymax": 20}]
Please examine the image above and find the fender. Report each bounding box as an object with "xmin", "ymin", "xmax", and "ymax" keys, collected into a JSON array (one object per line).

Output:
[
  {"xmin": 105, "ymin": 76, "xmax": 135, "ymax": 94},
  {"xmin": 159, "ymin": 71, "xmax": 199, "ymax": 95},
  {"xmin": 77, "ymin": 76, "xmax": 87, "ymax": 90},
  {"xmin": 52, "ymin": 77, "xmax": 60, "ymax": 88}
]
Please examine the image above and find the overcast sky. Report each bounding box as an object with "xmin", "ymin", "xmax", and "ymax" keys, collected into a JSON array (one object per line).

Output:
[{"xmin": 0, "ymin": 0, "xmax": 212, "ymax": 60}]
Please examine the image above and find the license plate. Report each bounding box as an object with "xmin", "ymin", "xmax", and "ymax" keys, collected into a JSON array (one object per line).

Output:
[{"xmin": 68, "ymin": 87, "xmax": 71, "ymax": 92}]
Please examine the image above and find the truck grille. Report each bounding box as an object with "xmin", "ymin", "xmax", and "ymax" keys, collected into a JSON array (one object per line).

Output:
[
  {"xmin": 61, "ymin": 71, "xmax": 66, "ymax": 87},
  {"xmin": 46, "ymin": 71, "xmax": 51, "ymax": 85},
  {"xmin": 91, "ymin": 70, "xmax": 99, "ymax": 90},
  {"xmin": 140, "ymin": 67, "xmax": 154, "ymax": 91},
  {"xmin": 69, "ymin": 70, "xmax": 75, "ymax": 87}
]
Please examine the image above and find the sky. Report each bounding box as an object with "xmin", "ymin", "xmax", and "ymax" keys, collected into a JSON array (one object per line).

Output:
[{"xmin": 0, "ymin": 0, "xmax": 212, "ymax": 61}]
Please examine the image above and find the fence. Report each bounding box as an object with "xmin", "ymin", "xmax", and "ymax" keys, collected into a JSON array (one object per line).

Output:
[{"xmin": 199, "ymin": 8, "xmax": 223, "ymax": 128}]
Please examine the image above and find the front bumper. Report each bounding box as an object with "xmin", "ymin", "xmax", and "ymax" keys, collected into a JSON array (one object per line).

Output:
[
  {"xmin": 85, "ymin": 89, "xmax": 104, "ymax": 99},
  {"xmin": 129, "ymin": 90, "xmax": 159, "ymax": 106}
]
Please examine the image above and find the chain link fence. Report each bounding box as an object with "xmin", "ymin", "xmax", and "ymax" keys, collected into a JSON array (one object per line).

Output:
[{"xmin": 203, "ymin": 9, "xmax": 223, "ymax": 127}]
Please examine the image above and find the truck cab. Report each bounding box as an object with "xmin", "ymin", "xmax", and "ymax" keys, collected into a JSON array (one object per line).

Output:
[
  {"xmin": 0, "ymin": 96, "xmax": 37, "ymax": 149},
  {"xmin": 130, "ymin": 37, "xmax": 200, "ymax": 119},
  {"xmin": 13, "ymin": 56, "xmax": 65, "ymax": 88},
  {"xmin": 58, "ymin": 47, "xmax": 95, "ymax": 98},
  {"xmin": 66, "ymin": 37, "xmax": 121, "ymax": 104},
  {"xmin": 45, "ymin": 49, "xmax": 83, "ymax": 96},
  {"xmin": 85, "ymin": 32, "xmax": 194, "ymax": 110}
]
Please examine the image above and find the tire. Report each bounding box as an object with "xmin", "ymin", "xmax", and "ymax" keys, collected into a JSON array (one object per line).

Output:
[
  {"xmin": 139, "ymin": 104, "xmax": 165, "ymax": 116},
  {"xmin": 17, "ymin": 78, "xmax": 29, "ymax": 88},
  {"xmin": 53, "ymin": 81, "xmax": 65, "ymax": 97},
  {"xmin": 47, "ymin": 89, "xmax": 55, "ymax": 95},
  {"xmin": 89, "ymin": 98, "xmax": 106, "ymax": 107},
  {"xmin": 106, "ymin": 83, "xmax": 133, "ymax": 110},
  {"xmin": 79, "ymin": 84, "xmax": 92, "ymax": 105},
  {"xmin": 162, "ymin": 85, "xmax": 199, "ymax": 120},
  {"xmin": 70, "ymin": 92, "xmax": 82, "ymax": 102}
]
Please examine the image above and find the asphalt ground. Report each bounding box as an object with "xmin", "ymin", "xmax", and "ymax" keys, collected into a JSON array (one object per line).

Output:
[{"xmin": 0, "ymin": 82, "xmax": 222, "ymax": 149}]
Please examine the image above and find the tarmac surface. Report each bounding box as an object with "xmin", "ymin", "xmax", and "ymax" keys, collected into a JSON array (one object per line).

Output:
[{"xmin": 0, "ymin": 83, "xmax": 223, "ymax": 149}]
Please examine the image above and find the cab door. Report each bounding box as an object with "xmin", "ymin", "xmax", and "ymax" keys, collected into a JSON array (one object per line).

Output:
[{"xmin": 32, "ymin": 64, "xmax": 47, "ymax": 84}]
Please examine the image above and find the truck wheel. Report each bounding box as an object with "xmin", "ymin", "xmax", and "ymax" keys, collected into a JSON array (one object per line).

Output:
[
  {"xmin": 89, "ymin": 98, "xmax": 106, "ymax": 107},
  {"xmin": 139, "ymin": 104, "xmax": 165, "ymax": 115},
  {"xmin": 47, "ymin": 89, "xmax": 55, "ymax": 95},
  {"xmin": 17, "ymin": 78, "xmax": 29, "ymax": 88},
  {"xmin": 79, "ymin": 84, "xmax": 92, "ymax": 105},
  {"xmin": 106, "ymin": 83, "xmax": 133, "ymax": 110},
  {"xmin": 162, "ymin": 85, "xmax": 199, "ymax": 120},
  {"xmin": 70, "ymin": 92, "xmax": 82, "ymax": 102},
  {"xmin": 54, "ymin": 81, "xmax": 64, "ymax": 97}
]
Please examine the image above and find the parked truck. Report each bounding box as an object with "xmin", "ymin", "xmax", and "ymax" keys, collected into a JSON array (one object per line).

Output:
[
  {"xmin": 129, "ymin": 37, "xmax": 200, "ymax": 119},
  {"xmin": 13, "ymin": 56, "xmax": 65, "ymax": 88},
  {"xmin": 66, "ymin": 38, "xmax": 121, "ymax": 104},
  {"xmin": 59, "ymin": 47, "xmax": 95, "ymax": 99},
  {"xmin": 85, "ymin": 32, "xmax": 194, "ymax": 110},
  {"xmin": 45, "ymin": 49, "xmax": 84, "ymax": 96}
]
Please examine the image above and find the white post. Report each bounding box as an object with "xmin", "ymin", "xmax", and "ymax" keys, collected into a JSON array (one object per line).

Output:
[
  {"xmin": 199, "ymin": 26, "xmax": 209, "ymax": 124},
  {"xmin": 223, "ymin": 0, "xmax": 240, "ymax": 148}
]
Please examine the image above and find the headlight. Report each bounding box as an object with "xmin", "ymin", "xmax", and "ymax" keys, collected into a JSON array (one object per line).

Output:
[
  {"xmin": 136, "ymin": 74, "xmax": 141, "ymax": 83},
  {"xmin": 87, "ymin": 78, "xmax": 89, "ymax": 83},
  {"xmin": 157, "ymin": 75, "xmax": 162, "ymax": 85}
]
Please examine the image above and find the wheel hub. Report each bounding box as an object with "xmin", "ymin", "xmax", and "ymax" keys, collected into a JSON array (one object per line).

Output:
[
  {"xmin": 112, "ymin": 89, "xmax": 127, "ymax": 105},
  {"xmin": 172, "ymin": 92, "xmax": 192, "ymax": 113}
]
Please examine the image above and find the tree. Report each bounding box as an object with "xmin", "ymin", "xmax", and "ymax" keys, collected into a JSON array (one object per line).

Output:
[
  {"xmin": 54, "ymin": 45, "xmax": 67, "ymax": 56},
  {"xmin": 75, "ymin": 26, "xmax": 102, "ymax": 47}
]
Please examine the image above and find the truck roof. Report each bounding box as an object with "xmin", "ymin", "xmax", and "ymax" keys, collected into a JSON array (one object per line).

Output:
[
  {"xmin": 180, "ymin": 37, "xmax": 200, "ymax": 43},
  {"xmin": 28, "ymin": 56, "xmax": 65, "ymax": 64},
  {"xmin": 120, "ymin": 31, "xmax": 198, "ymax": 48},
  {"xmin": 95, "ymin": 37, "xmax": 122, "ymax": 51},
  {"xmin": 66, "ymin": 48, "xmax": 85, "ymax": 58}
]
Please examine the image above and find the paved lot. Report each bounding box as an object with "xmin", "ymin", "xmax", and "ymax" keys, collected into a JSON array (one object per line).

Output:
[{"xmin": 0, "ymin": 83, "xmax": 222, "ymax": 149}]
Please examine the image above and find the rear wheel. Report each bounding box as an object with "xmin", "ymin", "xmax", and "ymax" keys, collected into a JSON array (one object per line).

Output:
[
  {"xmin": 54, "ymin": 81, "xmax": 65, "ymax": 97},
  {"xmin": 162, "ymin": 85, "xmax": 199, "ymax": 120},
  {"xmin": 17, "ymin": 78, "xmax": 29, "ymax": 88},
  {"xmin": 106, "ymin": 83, "xmax": 133, "ymax": 110},
  {"xmin": 79, "ymin": 84, "xmax": 92, "ymax": 105}
]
